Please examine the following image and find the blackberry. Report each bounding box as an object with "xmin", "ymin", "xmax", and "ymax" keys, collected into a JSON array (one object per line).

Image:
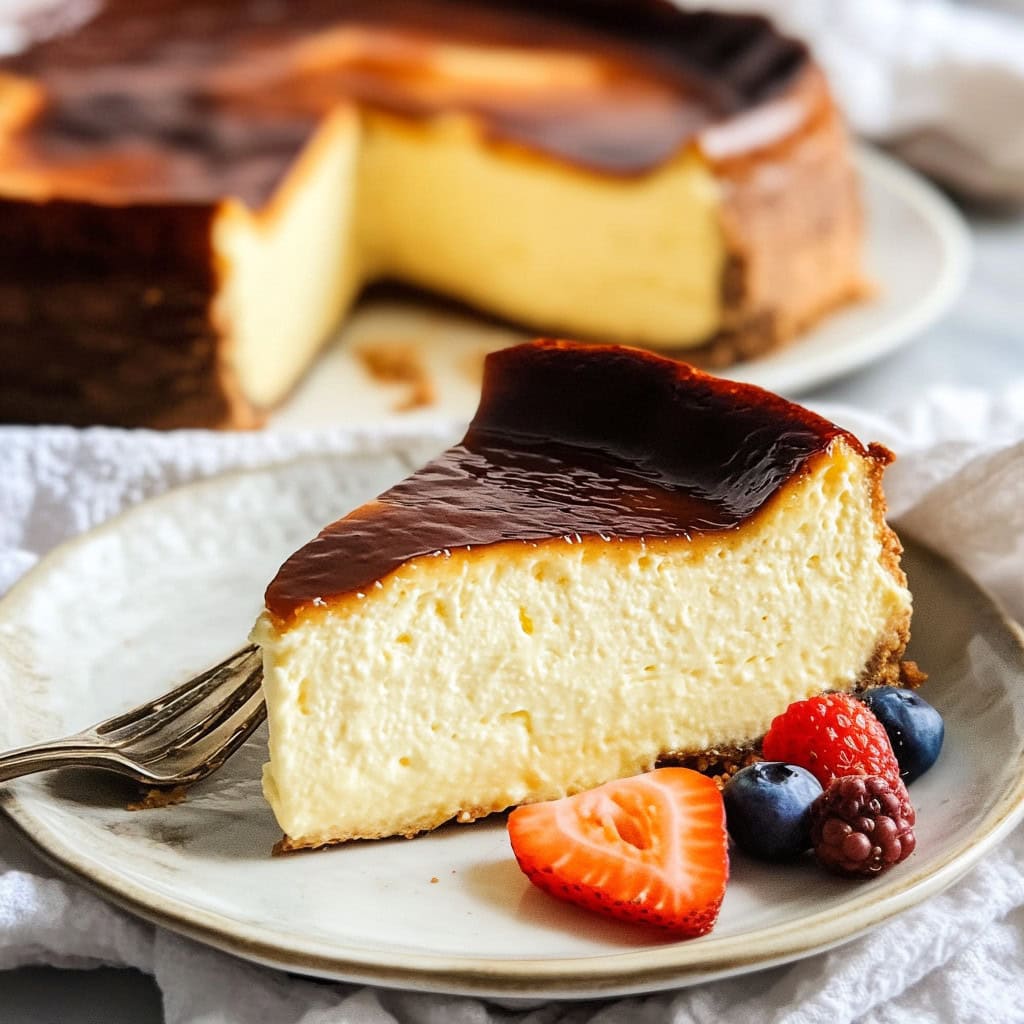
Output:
[{"xmin": 810, "ymin": 775, "xmax": 916, "ymax": 878}]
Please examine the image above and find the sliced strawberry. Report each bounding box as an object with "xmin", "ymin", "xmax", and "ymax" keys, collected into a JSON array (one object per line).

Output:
[{"xmin": 507, "ymin": 768, "xmax": 728, "ymax": 937}]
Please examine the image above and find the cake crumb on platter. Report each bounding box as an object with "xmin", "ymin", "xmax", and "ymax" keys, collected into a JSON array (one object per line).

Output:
[
  {"xmin": 355, "ymin": 339, "xmax": 437, "ymax": 412},
  {"xmin": 126, "ymin": 785, "xmax": 189, "ymax": 811}
]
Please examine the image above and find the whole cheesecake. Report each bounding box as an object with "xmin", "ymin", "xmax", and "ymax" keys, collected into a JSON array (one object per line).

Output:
[
  {"xmin": 0, "ymin": 0, "xmax": 863, "ymax": 428},
  {"xmin": 254, "ymin": 340, "xmax": 912, "ymax": 851}
]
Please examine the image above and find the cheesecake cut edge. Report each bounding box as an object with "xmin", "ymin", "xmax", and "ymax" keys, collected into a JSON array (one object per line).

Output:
[
  {"xmin": 268, "ymin": 636, "xmax": 915, "ymax": 855},
  {"xmin": 255, "ymin": 437, "xmax": 913, "ymax": 852}
]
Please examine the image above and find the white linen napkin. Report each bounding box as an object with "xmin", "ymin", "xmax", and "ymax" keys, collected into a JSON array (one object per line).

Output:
[{"xmin": 2, "ymin": 382, "xmax": 1024, "ymax": 1024}]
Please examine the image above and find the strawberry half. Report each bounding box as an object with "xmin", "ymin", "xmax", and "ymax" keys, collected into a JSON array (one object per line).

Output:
[{"xmin": 507, "ymin": 768, "xmax": 729, "ymax": 937}]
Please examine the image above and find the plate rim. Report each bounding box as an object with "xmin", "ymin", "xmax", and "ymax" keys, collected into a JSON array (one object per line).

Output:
[{"xmin": 2, "ymin": 453, "xmax": 1023, "ymax": 999}]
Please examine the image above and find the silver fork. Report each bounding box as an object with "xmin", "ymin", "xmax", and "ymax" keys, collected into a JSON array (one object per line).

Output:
[{"xmin": 0, "ymin": 645, "xmax": 264, "ymax": 787}]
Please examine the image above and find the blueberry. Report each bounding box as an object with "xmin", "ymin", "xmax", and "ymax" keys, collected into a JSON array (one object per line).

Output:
[
  {"xmin": 723, "ymin": 762, "xmax": 822, "ymax": 861},
  {"xmin": 861, "ymin": 687, "xmax": 944, "ymax": 784}
]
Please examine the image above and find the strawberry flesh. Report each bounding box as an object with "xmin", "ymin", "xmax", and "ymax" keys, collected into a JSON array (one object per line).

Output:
[{"xmin": 507, "ymin": 768, "xmax": 728, "ymax": 937}]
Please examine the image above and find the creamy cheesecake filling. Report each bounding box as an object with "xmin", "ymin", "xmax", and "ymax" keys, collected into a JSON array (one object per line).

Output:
[
  {"xmin": 213, "ymin": 109, "xmax": 364, "ymax": 409},
  {"xmin": 353, "ymin": 112, "xmax": 725, "ymax": 347},
  {"xmin": 255, "ymin": 439, "xmax": 909, "ymax": 848},
  {"xmin": 212, "ymin": 103, "xmax": 726, "ymax": 410}
]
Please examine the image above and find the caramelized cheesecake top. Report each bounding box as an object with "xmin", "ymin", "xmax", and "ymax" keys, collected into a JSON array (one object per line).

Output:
[
  {"xmin": 1, "ymin": 0, "xmax": 810, "ymax": 205},
  {"xmin": 265, "ymin": 340, "xmax": 870, "ymax": 625}
]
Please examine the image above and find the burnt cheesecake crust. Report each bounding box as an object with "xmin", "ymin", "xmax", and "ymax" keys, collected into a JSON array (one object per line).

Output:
[
  {"xmin": 256, "ymin": 341, "xmax": 911, "ymax": 849},
  {"xmin": 267, "ymin": 340, "xmax": 858, "ymax": 624},
  {"xmin": 1, "ymin": 1, "xmax": 863, "ymax": 428}
]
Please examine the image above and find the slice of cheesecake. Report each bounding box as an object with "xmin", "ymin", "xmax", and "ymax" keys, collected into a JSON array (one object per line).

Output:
[
  {"xmin": 254, "ymin": 340, "xmax": 913, "ymax": 850},
  {"xmin": 0, "ymin": 0, "xmax": 862, "ymax": 427}
]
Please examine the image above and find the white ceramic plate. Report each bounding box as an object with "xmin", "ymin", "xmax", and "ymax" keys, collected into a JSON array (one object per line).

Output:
[
  {"xmin": 1, "ymin": 447, "xmax": 1022, "ymax": 999},
  {"xmin": 271, "ymin": 147, "xmax": 970, "ymax": 431}
]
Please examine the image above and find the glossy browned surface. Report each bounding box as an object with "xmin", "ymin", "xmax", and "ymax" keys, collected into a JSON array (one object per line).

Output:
[
  {"xmin": 1, "ymin": 0, "xmax": 808, "ymax": 205},
  {"xmin": 265, "ymin": 340, "xmax": 860, "ymax": 623}
]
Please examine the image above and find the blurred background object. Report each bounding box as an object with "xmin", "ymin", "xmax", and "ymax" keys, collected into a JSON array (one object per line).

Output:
[
  {"xmin": 686, "ymin": 0, "xmax": 1024, "ymax": 203},
  {"xmin": 4, "ymin": 0, "xmax": 1023, "ymax": 202},
  {"xmin": 0, "ymin": 0, "xmax": 1013, "ymax": 433},
  {"xmin": 0, "ymin": 0, "xmax": 880, "ymax": 428}
]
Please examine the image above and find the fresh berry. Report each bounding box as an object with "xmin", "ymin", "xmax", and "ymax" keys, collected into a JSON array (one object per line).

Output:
[
  {"xmin": 723, "ymin": 762, "xmax": 823, "ymax": 861},
  {"xmin": 810, "ymin": 775, "xmax": 916, "ymax": 877},
  {"xmin": 762, "ymin": 693, "xmax": 902, "ymax": 789},
  {"xmin": 861, "ymin": 687, "xmax": 944, "ymax": 784},
  {"xmin": 507, "ymin": 768, "xmax": 728, "ymax": 937}
]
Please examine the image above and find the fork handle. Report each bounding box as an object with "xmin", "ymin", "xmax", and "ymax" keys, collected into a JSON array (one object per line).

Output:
[{"xmin": 0, "ymin": 739, "xmax": 115, "ymax": 783}]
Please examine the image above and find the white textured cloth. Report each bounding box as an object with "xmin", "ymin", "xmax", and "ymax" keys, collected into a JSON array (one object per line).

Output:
[{"xmin": 2, "ymin": 383, "xmax": 1024, "ymax": 1023}]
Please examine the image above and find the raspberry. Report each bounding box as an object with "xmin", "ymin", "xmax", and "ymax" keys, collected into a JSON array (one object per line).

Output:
[
  {"xmin": 811, "ymin": 775, "xmax": 916, "ymax": 877},
  {"xmin": 762, "ymin": 693, "xmax": 902, "ymax": 789}
]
